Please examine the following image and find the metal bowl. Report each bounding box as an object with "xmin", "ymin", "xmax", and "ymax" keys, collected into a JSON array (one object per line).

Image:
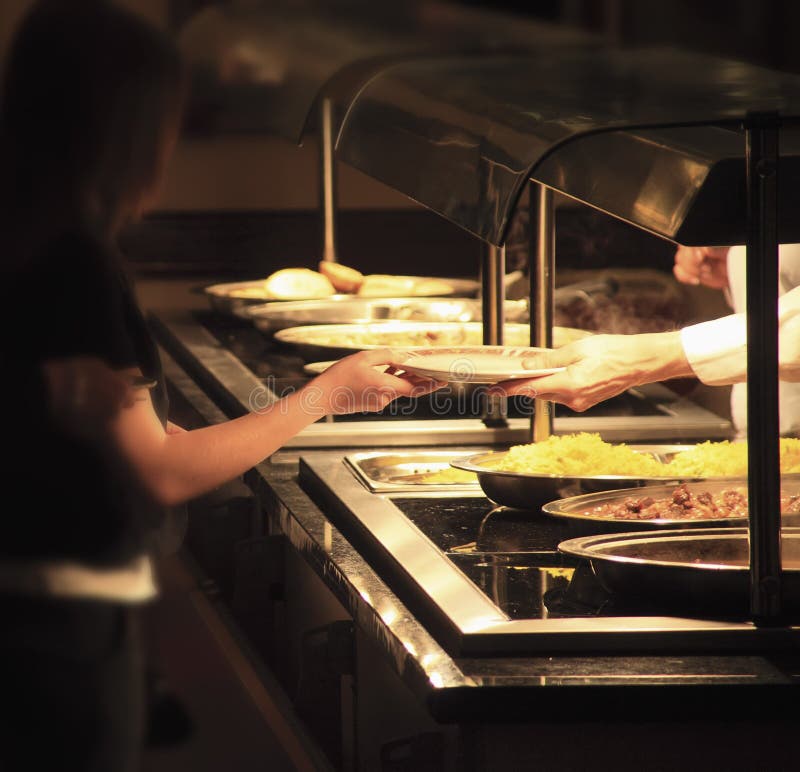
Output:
[
  {"xmin": 541, "ymin": 479, "xmax": 800, "ymax": 535},
  {"xmin": 450, "ymin": 446, "xmax": 703, "ymax": 510},
  {"xmin": 246, "ymin": 297, "xmax": 528, "ymax": 334},
  {"xmin": 558, "ymin": 526, "xmax": 800, "ymax": 616},
  {"xmin": 273, "ymin": 321, "xmax": 591, "ymax": 361}
]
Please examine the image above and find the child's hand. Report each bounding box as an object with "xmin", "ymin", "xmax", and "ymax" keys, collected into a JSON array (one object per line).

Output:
[{"xmin": 301, "ymin": 349, "xmax": 444, "ymax": 416}]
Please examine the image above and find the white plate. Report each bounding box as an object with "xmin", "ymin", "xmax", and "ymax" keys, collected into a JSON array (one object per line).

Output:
[{"xmin": 399, "ymin": 346, "xmax": 564, "ymax": 384}]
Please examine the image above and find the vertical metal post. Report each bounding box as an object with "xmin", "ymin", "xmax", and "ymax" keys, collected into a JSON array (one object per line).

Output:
[
  {"xmin": 482, "ymin": 243, "xmax": 507, "ymax": 426},
  {"xmin": 481, "ymin": 243, "xmax": 505, "ymax": 346},
  {"xmin": 320, "ymin": 97, "xmax": 338, "ymax": 263},
  {"xmin": 529, "ymin": 182, "xmax": 555, "ymax": 443},
  {"xmin": 745, "ymin": 112, "xmax": 782, "ymax": 623}
]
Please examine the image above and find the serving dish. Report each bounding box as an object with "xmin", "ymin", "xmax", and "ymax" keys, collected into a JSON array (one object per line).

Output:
[
  {"xmin": 203, "ymin": 281, "xmax": 349, "ymax": 317},
  {"xmin": 204, "ymin": 274, "xmax": 482, "ymax": 316},
  {"xmin": 344, "ymin": 451, "xmax": 482, "ymax": 493},
  {"xmin": 246, "ymin": 296, "xmax": 528, "ymax": 334},
  {"xmin": 273, "ymin": 321, "xmax": 591, "ymax": 361},
  {"xmin": 542, "ymin": 478, "xmax": 800, "ymax": 535},
  {"xmin": 450, "ymin": 445, "xmax": 701, "ymax": 509},
  {"xmin": 557, "ymin": 526, "xmax": 800, "ymax": 616}
]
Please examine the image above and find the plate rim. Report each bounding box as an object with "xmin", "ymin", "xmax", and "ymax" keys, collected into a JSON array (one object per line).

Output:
[{"xmin": 400, "ymin": 346, "xmax": 563, "ymax": 383}]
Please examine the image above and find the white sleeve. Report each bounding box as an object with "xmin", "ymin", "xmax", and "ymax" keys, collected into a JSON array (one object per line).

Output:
[
  {"xmin": 680, "ymin": 314, "xmax": 748, "ymax": 385},
  {"xmin": 680, "ymin": 284, "xmax": 800, "ymax": 385}
]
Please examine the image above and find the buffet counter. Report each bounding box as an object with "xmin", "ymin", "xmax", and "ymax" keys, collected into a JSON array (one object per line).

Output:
[{"xmin": 157, "ymin": 307, "xmax": 800, "ymax": 771}]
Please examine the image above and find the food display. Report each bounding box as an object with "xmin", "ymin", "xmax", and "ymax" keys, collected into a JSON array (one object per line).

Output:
[
  {"xmin": 451, "ymin": 435, "xmax": 800, "ymax": 510},
  {"xmin": 496, "ymin": 433, "xmax": 665, "ymax": 477},
  {"xmin": 318, "ymin": 260, "xmax": 365, "ymax": 293},
  {"xmin": 542, "ymin": 478, "xmax": 800, "ymax": 535},
  {"xmin": 208, "ymin": 261, "xmax": 474, "ymax": 309},
  {"xmin": 582, "ymin": 483, "xmax": 800, "ymax": 522},
  {"xmin": 495, "ymin": 434, "xmax": 800, "ymax": 478},
  {"xmin": 259, "ymin": 268, "xmax": 336, "ymax": 300}
]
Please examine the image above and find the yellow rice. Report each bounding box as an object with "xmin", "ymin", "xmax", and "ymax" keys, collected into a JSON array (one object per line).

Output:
[{"xmin": 496, "ymin": 433, "xmax": 800, "ymax": 478}]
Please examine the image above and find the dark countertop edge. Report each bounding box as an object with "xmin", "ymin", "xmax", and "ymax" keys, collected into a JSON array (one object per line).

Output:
[{"xmin": 248, "ymin": 462, "xmax": 467, "ymax": 702}]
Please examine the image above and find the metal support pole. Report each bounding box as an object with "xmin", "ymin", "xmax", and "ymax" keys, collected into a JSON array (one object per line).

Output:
[
  {"xmin": 481, "ymin": 243, "xmax": 505, "ymax": 346},
  {"xmin": 529, "ymin": 183, "xmax": 555, "ymax": 443},
  {"xmin": 319, "ymin": 97, "xmax": 338, "ymax": 263},
  {"xmin": 745, "ymin": 112, "xmax": 782, "ymax": 623},
  {"xmin": 482, "ymin": 243, "xmax": 507, "ymax": 427}
]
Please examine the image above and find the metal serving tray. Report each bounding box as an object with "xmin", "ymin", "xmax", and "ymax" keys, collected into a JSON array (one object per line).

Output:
[
  {"xmin": 273, "ymin": 321, "xmax": 590, "ymax": 361},
  {"xmin": 203, "ymin": 281, "xmax": 352, "ymax": 317},
  {"xmin": 558, "ymin": 527, "xmax": 800, "ymax": 616},
  {"xmin": 542, "ymin": 478, "xmax": 800, "ymax": 536},
  {"xmin": 204, "ymin": 275, "xmax": 482, "ymax": 317},
  {"xmin": 247, "ymin": 296, "xmax": 528, "ymax": 334},
  {"xmin": 452, "ymin": 447, "xmax": 800, "ymax": 510},
  {"xmin": 450, "ymin": 445, "xmax": 702, "ymax": 509},
  {"xmin": 345, "ymin": 450, "xmax": 483, "ymax": 493}
]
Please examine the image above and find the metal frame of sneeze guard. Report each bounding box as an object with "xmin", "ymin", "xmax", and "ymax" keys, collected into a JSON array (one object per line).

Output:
[
  {"xmin": 335, "ymin": 48, "xmax": 800, "ymax": 245},
  {"xmin": 334, "ymin": 45, "xmax": 800, "ymax": 624}
]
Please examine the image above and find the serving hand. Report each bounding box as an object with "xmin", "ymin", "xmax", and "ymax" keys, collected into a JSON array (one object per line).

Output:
[{"xmin": 490, "ymin": 332, "xmax": 693, "ymax": 412}]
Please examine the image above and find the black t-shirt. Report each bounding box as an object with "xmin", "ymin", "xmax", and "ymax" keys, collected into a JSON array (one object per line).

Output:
[{"xmin": 2, "ymin": 229, "xmax": 166, "ymax": 566}]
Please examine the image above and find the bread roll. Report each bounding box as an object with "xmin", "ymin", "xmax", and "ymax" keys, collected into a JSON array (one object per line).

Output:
[
  {"xmin": 318, "ymin": 261, "xmax": 363, "ymax": 293},
  {"xmin": 263, "ymin": 268, "xmax": 335, "ymax": 299}
]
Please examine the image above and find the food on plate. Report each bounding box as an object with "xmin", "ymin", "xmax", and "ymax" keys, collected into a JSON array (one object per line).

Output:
[
  {"xmin": 582, "ymin": 483, "xmax": 800, "ymax": 521},
  {"xmin": 318, "ymin": 260, "xmax": 364, "ymax": 294},
  {"xmin": 262, "ymin": 268, "xmax": 336, "ymax": 300},
  {"xmin": 494, "ymin": 433, "xmax": 800, "ymax": 478}
]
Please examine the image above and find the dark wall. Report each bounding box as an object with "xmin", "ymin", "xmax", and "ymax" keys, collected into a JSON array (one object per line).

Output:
[
  {"xmin": 461, "ymin": 0, "xmax": 800, "ymax": 73},
  {"xmin": 122, "ymin": 207, "xmax": 675, "ymax": 279}
]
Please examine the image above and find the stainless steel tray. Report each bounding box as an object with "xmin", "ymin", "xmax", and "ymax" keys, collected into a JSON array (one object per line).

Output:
[
  {"xmin": 273, "ymin": 321, "xmax": 591, "ymax": 361},
  {"xmin": 204, "ymin": 275, "xmax": 482, "ymax": 316},
  {"xmin": 246, "ymin": 296, "xmax": 528, "ymax": 334},
  {"xmin": 203, "ymin": 281, "xmax": 348, "ymax": 317},
  {"xmin": 542, "ymin": 478, "xmax": 800, "ymax": 535},
  {"xmin": 558, "ymin": 527, "xmax": 800, "ymax": 616},
  {"xmin": 453, "ymin": 447, "xmax": 800, "ymax": 510},
  {"xmin": 450, "ymin": 445, "xmax": 703, "ymax": 509},
  {"xmin": 344, "ymin": 451, "xmax": 483, "ymax": 493}
]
